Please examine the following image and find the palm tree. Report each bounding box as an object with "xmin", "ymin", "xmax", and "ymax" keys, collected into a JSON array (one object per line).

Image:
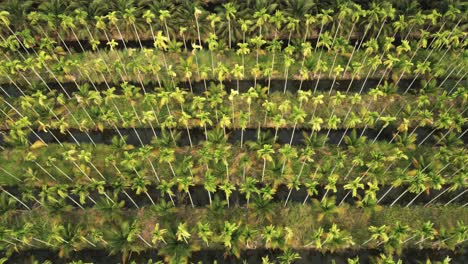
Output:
[
  {"xmin": 152, "ymin": 223, "xmax": 168, "ymax": 245},
  {"xmin": 231, "ymin": 64, "xmax": 244, "ymax": 92},
  {"xmin": 302, "ymin": 179, "xmax": 319, "ymax": 205},
  {"xmin": 194, "ymin": 7, "xmax": 203, "ymax": 47},
  {"xmin": 107, "ymin": 222, "xmax": 143, "ymax": 263},
  {"xmin": 390, "ymin": 170, "xmax": 429, "ymax": 206},
  {"xmin": 249, "ymin": 35, "xmax": 266, "ymax": 64},
  {"xmin": 131, "ymin": 175, "xmax": 155, "ymax": 206},
  {"xmin": 176, "ymin": 222, "xmax": 191, "ymax": 244},
  {"xmin": 236, "ymin": 42, "xmax": 250, "ymax": 76},
  {"xmin": 339, "ymin": 177, "xmax": 365, "ymax": 205},
  {"xmin": 238, "ymin": 19, "xmax": 252, "ymax": 44},
  {"xmin": 222, "ymin": 3, "xmax": 237, "ymax": 48},
  {"xmin": 242, "ymin": 87, "xmax": 259, "ymax": 123},
  {"xmin": 159, "ymin": 147, "xmax": 177, "ymax": 177},
  {"xmin": 197, "ymin": 222, "xmax": 213, "ymax": 247},
  {"xmin": 219, "ymin": 180, "xmax": 235, "ymax": 207},
  {"xmin": 157, "ymin": 179, "xmax": 175, "ymax": 206},
  {"xmin": 196, "ymin": 111, "xmax": 213, "ymax": 141},
  {"xmin": 323, "ymin": 224, "xmax": 354, "ymax": 252},
  {"xmin": 362, "ymin": 225, "xmax": 389, "ymax": 246},
  {"xmin": 240, "ymin": 177, "xmax": 258, "ymax": 206},
  {"xmin": 278, "ymin": 145, "xmax": 298, "ymax": 176},
  {"xmin": 257, "ymin": 144, "xmax": 275, "ymax": 182},
  {"xmin": 289, "ymin": 106, "xmax": 306, "ymax": 145},
  {"xmin": 315, "ymin": 9, "xmax": 333, "ymax": 52},
  {"xmin": 204, "ymin": 170, "xmax": 217, "ymax": 206},
  {"xmin": 177, "ymin": 176, "xmax": 195, "ymax": 208}
]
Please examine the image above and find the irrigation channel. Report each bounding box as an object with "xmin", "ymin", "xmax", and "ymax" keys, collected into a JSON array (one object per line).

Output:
[
  {"xmin": 2, "ymin": 184, "xmax": 466, "ymax": 209},
  {"xmin": 3, "ymin": 248, "xmax": 467, "ymax": 264},
  {"xmin": 0, "ymin": 78, "xmax": 464, "ymax": 97},
  {"xmin": 0, "ymin": 127, "xmax": 464, "ymax": 148}
]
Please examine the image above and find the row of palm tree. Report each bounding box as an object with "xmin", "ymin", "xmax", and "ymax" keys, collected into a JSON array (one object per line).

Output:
[
  {"xmin": 1, "ymin": 83, "xmax": 465, "ymax": 139},
  {"xmin": 0, "ymin": 1, "xmax": 464, "ymax": 45},
  {"xmin": 0, "ymin": 206, "xmax": 466, "ymax": 263},
  {"xmin": 0, "ymin": 29, "xmax": 465, "ymax": 87},
  {"xmin": 1, "ymin": 169, "xmax": 465, "ymax": 211},
  {"xmin": 1, "ymin": 127, "xmax": 465, "ymax": 209}
]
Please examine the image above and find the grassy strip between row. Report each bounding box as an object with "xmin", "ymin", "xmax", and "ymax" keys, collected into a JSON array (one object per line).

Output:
[
  {"xmin": 1, "ymin": 205, "xmax": 467, "ymax": 260},
  {"xmin": 0, "ymin": 142, "xmax": 465, "ymax": 186}
]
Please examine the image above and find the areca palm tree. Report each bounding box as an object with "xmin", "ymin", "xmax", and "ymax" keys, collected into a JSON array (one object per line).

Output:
[
  {"xmin": 240, "ymin": 176, "xmax": 258, "ymax": 206},
  {"xmin": 131, "ymin": 175, "xmax": 155, "ymax": 206},
  {"xmin": 197, "ymin": 222, "xmax": 213, "ymax": 247},
  {"xmin": 222, "ymin": 3, "xmax": 237, "ymax": 48},
  {"xmin": 157, "ymin": 179, "xmax": 175, "ymax": 206},
  {"xmin": 159, "ymin": 147, "xmax": 177, "ymax": 178},
  {"xmin": 196, "ymin": 111, "xmax": 212, "ymax": 141},
  {"xmin": 257, "ymin": 144, "xmax": 275, "ymax": 182},
  {"xmin": 107, "ymin": 221, "xmax": 143, "ymax": 263},
  {"xmin": 177, "ymin": 176, "xmax": 195, "ymax": 208},
  {"xmin": 152, "ymin": 223, "xmax": 167, "ymax": 245},
  {"xmin": 339, "ymin": 177, "xmax": 365, "ymax": 205},
  {"xmin": 289, "ymin": 106, "xmax": 306, "ymax": 145},
  {"xmin": 315, "ymin": 9, "xmax": 333, "ymax": 52},
  {"xmin": 219, "ymin": 180, "xmax": 235, "ymax": 207},
  {"xmin": 278, "ymin": 145, "xmax": 298, "ymax": 176},
  {"xmin": 176, "ymin": 222, "xmax": 191, "ymax": 244},
  {"xmin": 323, "ymin": 224, "xmax": 354, "ymax": 252}
]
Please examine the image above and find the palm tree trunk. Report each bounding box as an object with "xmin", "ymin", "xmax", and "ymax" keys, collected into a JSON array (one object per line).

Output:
[
  {"xmin": 377, "ymin": 186, "xmax": 393, "ymax": 204},
  {"xmin": 283, "ymin": 68, "xmax": 289, "ymax": 93},
  {"xmin": 240, "ymin": 128, "xmax": 244, "ymax": 148},
  {"xmin": 406, "ymin": 189, "xmax": 425, "ymax": 207},
  {"xmin": 187, "ymin": 190, "xmax": 194, "ymax": 208},
  {"xmin": 0, "ymin": 187, "xmax": 30, "ymax": 210},
  {"xmin": 390, "ymin": 189, "xmax": 409, "ymax": 206},
  {"xmin": 339, "ymin": 191, "xmax": 351, "ymax": 206},
  {"xmin": 445, "ymin": 189, "xmax": 467, "ymax": 206},
  {"xmin": 289, "ymin": 122, "xmax": 298, "ymax": 146},
  {"xmin": 424, "ymin": 187, "xmax": 449, "ymax": 207},
  {"xmin": 207, "ymin": 191, "xmax": 212, "ymax": 206},
  {"xmin": 145, "ymin": 191, "xmax": 155, "ymax": 205},
  {"xmin": 262, "ymin": 158, "xmax": 266, "ymax": 182}
]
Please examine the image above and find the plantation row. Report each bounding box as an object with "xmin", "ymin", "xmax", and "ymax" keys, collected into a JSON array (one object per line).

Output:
[
  {"xmin": 0, "ymin": 139, "xmax": 465, "ymax": 201},
  {"xmin": 0, "ymin": 1, "xmax": 464, "ymax": 47},
  {"xmin": 3, "ymin": 250, "xmax": 464, "ymax": 264},
  {"xmin": 1, "ymin": 86, "xmax": 465, "ymax": 145},
  {"xmin": 1, "ymin": 206, "xmax": 467, "ymax": 262},
  {"xmin": 1, "ymin": 78, "xmax": 464, "ymax": 98},
  {"xmin": 0, "ymin": 0, "xmax": 466, "ymax": 263},
  {"xmin": 2, "ymin": 127, "xmax": 465, "ymax": 150},
  {"xmin": 1, "ymin": 46, "xmax": 465, "ymax": 89},
  {"xmin": 1, "ymin": 180, "xmax": 466, "ymax": 210}
]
